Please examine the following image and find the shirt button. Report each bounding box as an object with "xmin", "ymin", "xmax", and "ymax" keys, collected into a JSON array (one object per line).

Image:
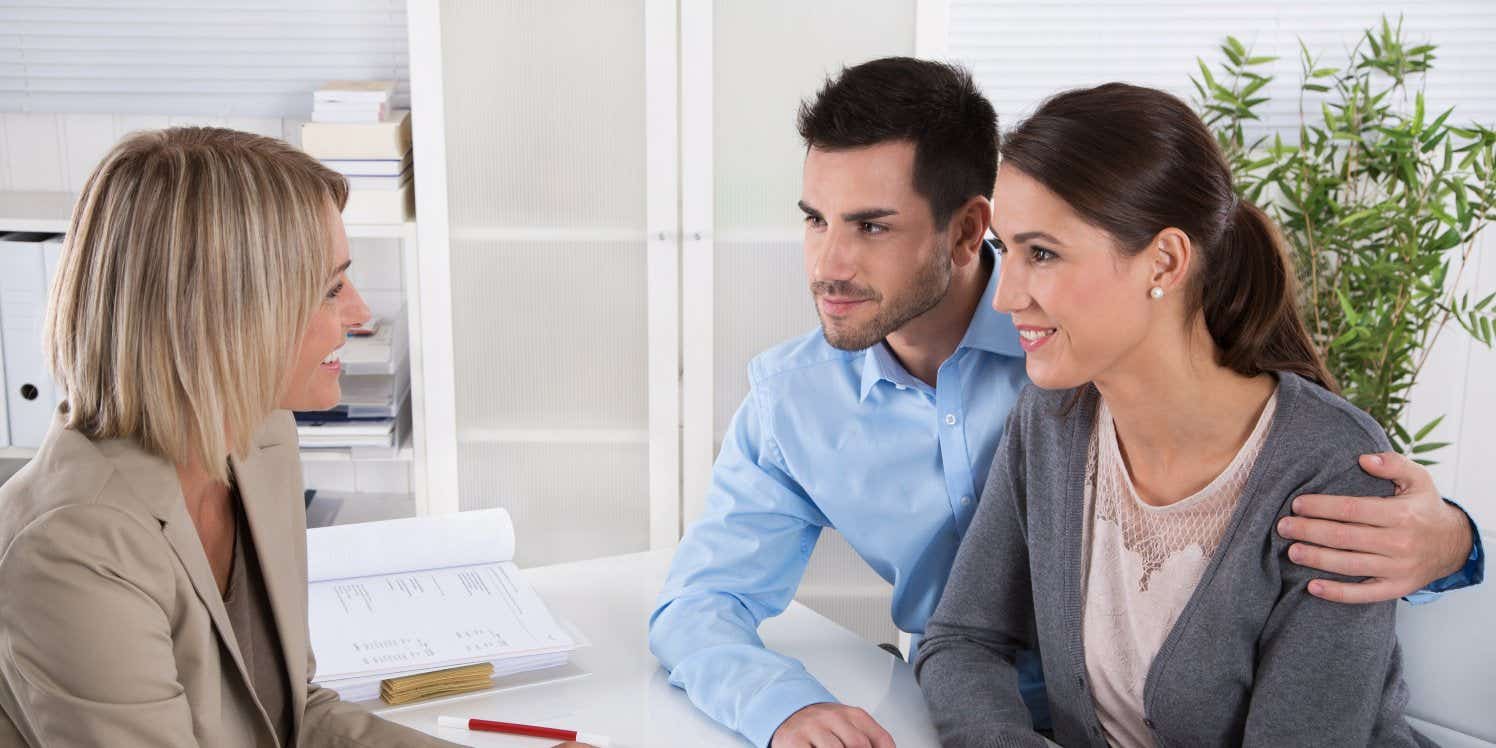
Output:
[
  {"xmin": 961, "ymin": 496, "xmax": 972, "ymax": 506},
  {"xmin": 895, "ymin": 384, "xmax": 907, "ymax": 390},
  {"xmin": 1144, "ymin": 718, "xmax": 1156, "ymax": 730},
  {"xmin": 944, "ymin": 413, "xmax": 957, "ymax": 426}
]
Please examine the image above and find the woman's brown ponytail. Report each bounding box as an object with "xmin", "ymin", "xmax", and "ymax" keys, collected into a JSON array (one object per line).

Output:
[{"xmin": 1208, "ymin": 200, "xmax": 1336, "ymax": 390}]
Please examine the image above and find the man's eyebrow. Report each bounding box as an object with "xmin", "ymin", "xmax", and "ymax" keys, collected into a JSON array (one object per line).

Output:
[
  {"xmin": 842, "ymin": 208, "xmax": 898, "ymax": 223},
  {"xmin": 327, "ymin": 259, "xmax": 352, "ymax": 280},
  {"xmin": 797, "ymin": 200, "xmax": 822, "ymax": 216},
  {"xmin": 1013, "ymin": 230, "xmax": 1065, "ymax": 246}
]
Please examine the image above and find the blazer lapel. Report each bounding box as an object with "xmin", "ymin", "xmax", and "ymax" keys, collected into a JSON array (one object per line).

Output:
[
  {"xmin": 232, "ymin": 411, "xmax": 310, "ymax": 741},
  {"xmin": 104, "ymin": 440, "xmax": 268, "ymax": 735}
]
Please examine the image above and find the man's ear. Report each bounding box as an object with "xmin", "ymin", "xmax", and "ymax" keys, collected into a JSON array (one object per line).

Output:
[{"xmin": 949, "ymin": 195, "xmax": 993, "ymax": 268}]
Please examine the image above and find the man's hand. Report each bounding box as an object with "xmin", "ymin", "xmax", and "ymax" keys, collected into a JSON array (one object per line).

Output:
[
  {"xmin": 1277, "ymin": 451, "xmax": 1474, "ymax": 604},
  {"xmin": 771, "ymin": 703, "xmax": 895, "ymax": 748}
]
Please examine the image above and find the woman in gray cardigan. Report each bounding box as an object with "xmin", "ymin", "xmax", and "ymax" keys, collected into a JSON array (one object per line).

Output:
[{"xmin": 914, "ymin": 84, "xmax": 1429, "ymax": 746}]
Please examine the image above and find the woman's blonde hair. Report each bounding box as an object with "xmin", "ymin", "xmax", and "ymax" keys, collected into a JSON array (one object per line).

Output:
[{"xmin": 45, "ymin": 127, "xmax": 348, "ymax": 483}]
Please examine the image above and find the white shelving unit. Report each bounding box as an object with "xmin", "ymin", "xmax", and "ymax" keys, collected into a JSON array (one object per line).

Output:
[{"xmin": 0, "ymin": 190, "xmax": 435, "ymax": 516}]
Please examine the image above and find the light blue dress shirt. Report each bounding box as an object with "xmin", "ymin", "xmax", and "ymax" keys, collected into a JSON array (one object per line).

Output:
[
  {"xmin": 648, "ymin": 249, "xmax": 1484, "ymax": 747},
  {"xmin": 649, "ymin": 259, "xmax": 1042, "ymax": 747}
]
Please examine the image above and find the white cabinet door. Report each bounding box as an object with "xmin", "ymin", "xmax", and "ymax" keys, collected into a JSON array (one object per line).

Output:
[{"xmin": 409, "ymin": 0, "xmax": 677, "ymax": 568}]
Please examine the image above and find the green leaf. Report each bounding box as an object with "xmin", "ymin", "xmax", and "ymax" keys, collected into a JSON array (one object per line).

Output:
[
  {"xmin": 1227, "ymin": 36, "xmax": 1248, "ymax": 59},
  {"xmin": 1425, "ymin": 107, "xmax": 1453, "ymax": 137},
  {"xmin": 1197, "ymin": 58, "xmax": 1218, "ymax": 90},
  {"xmin": 1412, "ymin": 415, "xmax": 1445, "ymax": 442},
  {"xmin": 1454, "ymin": 180, "xmax": 1471, "ymax": 227},
  {"xmin": 1336, "ymin": 287, "xmax": 1362, "ymax": 325},
  {"xmin": 1390, "ymin": 420, "xmax": 1414, "ymax": 446},
  {"xmin": 1411, "ymin": 441, "xmax": 1451, "ymax": 454}
]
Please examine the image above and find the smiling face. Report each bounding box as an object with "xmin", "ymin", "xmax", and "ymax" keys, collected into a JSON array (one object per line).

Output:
[
  {"xmin": 800, "ymin": 141, "xmax": 953, "ymax": 351},
  {"xmin": 991, "ymin": 165, "xmax": 1160, "ymax": 390},
  {"xmin": 278, "ymin": 203, "xmax": 370, "ymax": 411}
]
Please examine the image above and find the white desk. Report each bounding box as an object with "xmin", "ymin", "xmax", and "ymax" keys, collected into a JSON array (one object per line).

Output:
[{"xmin": 372, "ymin": 549, "xmax": 939, "ymax": 747}]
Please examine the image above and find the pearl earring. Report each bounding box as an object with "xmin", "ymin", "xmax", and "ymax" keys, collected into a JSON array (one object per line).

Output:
[{"xmin": 1149, "ymin": 287, "xmax": 1164, "ymax": 299}]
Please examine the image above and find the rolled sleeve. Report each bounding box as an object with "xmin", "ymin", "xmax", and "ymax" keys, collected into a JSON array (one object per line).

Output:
[{"xmin": 1404, "ymin": 498, "xmax": 1485, "ymax": 605}]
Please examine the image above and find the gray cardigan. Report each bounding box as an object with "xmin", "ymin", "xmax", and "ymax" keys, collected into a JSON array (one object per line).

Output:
[{"xmin": 914, "ymin": 373, "xmax": 1430, "ymax": 747}]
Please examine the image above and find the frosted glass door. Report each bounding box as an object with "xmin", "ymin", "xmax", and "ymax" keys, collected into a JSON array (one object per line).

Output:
[{"xmin": 435, "ymin": 1, "xmax": 653, "ymax": 567}]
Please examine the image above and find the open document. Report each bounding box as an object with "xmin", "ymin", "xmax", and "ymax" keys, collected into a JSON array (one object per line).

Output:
[{"xmin": 306, "ymin": 509, "xmax": 578, "ymax": 702}]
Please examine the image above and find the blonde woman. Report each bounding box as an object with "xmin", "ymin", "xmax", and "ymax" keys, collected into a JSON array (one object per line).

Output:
[{"xmin": 0, "ymin": 128, "xmax": 462, "ymax": 747}]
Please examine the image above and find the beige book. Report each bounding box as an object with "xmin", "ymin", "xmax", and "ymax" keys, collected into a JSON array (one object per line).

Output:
[
  {"xmin": 342, "ymin": 183, "xmax": 414, "ymax": 224},
  {"xmin": 301, "ymin": 110, "xmax": 412, "ymax": 159}
]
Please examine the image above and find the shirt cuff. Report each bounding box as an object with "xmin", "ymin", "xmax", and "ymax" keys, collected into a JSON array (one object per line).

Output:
[
  {"xmin": 1404, "ymin": 499, "xmax": 1486, "ymax": 605},
  {"xmin": 738, "ymin": 677, "xmax": 839, "ymax": 748}
]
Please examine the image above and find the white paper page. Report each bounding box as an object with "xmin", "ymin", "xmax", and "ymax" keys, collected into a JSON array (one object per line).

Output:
[
  {"xmin": 306, "ymin": 508, "xmax": 515, "ymax": 582},
  {"xmin": 308, "ymin": 560, "xmax": 574, "ymax": 681}
]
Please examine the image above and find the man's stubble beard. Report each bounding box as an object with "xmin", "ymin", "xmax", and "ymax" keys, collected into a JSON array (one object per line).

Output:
[{"xmin": 818, "ymin": 243, "xmax": 953, "ymax": 351}]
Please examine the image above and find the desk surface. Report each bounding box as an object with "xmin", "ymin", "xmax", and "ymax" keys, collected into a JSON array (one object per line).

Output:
[{"xmin": 372, "ymin": 549, "xmax": 939, "ymax": 747}]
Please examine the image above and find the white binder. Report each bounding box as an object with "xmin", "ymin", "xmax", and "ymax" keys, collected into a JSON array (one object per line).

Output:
[
  {"xmin": 0, "ymin": 313, "xmax": 7, "ymax": 449},
  {"xmin": 41, "ymin": 236, "xmax": 65, "ymax": 410},
  {"xmin": 0, "ymin": 232, "xmax": 56, "ymax": 448}
]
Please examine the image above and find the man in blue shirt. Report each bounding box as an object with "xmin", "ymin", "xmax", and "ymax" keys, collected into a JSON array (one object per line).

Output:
[{"xmin": 649, "ymin": 57, "xmax": 1484, "ymax": 748}]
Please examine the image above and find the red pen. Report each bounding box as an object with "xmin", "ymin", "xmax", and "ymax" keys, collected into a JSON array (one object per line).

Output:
[{"xmin": 437, "ymin": 715, "xmax": 612, "ymax": 746}]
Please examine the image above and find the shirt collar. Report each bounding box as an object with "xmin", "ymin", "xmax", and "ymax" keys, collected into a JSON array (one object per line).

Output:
[
  {"xmin": 858, "ymin": 240, "xmax": 1024, "ymax": 402},
  {"xmin": 960, "ymin": 241, "xmax": 1026, "ymax": 358}
]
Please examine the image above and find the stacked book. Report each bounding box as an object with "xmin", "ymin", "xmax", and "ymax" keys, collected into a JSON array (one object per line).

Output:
[
  {"xmin": 302, "ymin": 81, "xmax": 413, "ymax": 223},
  {"xmin": 295, "ymin": 312, "xmax": 410, "ymax": 456}
]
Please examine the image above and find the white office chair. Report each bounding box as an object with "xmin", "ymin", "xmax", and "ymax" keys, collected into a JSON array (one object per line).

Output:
[{"xmin": 1397, "ymin": 532, "xmax": 1495, "ymax": 747}]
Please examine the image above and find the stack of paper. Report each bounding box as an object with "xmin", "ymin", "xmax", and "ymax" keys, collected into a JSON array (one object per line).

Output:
[
  {"xmin": 294, "ymin": 311, "xmax": 410, "ymax": 451},
  {"xmin": 380, "ymin": 663, "xmax": 496, "ymax": 705},
  {"xmin": 340, "ymin": 313, "xmax": 407, "ymax": 376},
  {"xmin": 306, "ymin": 510, "xmax": 580, "ymax": 704},
  {"xmin": 295, "ymin": 417, "xmax": 395, "ymax": 449},
  {"xmin": 302, "ymin": 81, "xmax": 413, "ymax": 223},
  {"xmin": 313, "ymin": 81, "xmax": 394, "ymax": 124}
]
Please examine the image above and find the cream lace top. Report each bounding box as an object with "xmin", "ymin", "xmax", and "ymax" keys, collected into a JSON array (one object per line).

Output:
[{"xmin": 1080, "ymin": 389, "xmax": 1277, "ymax": 747}]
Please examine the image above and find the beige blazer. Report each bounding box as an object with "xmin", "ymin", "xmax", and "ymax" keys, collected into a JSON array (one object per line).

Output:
[{"xmin": 0, "ymin": 410, "xmax": 458, "ymax": 747}]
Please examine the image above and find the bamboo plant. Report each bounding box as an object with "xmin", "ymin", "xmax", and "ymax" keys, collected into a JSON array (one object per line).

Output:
[{"xmin": 1192, "ymin": 17, "xmax": 1496, "ymax": 461}]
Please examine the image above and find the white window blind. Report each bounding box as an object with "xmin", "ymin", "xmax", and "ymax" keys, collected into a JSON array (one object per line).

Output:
[
  {"xmin": 947, "ymin": 0, "xmax": 1496, "ymax": 138},
  {"xmin": 0, "ymin": 0, "xmax": 409, "ymax": 117}
]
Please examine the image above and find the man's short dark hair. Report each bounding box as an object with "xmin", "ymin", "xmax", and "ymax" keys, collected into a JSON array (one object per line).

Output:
[{"xmin": 797, "ymin": 56, "xmax": 998, "ymax": 226}]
